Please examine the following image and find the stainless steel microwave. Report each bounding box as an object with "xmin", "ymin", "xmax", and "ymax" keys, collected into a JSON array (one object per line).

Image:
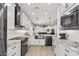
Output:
[{"xmin": 61, "ymin": 5, "xmax": 79, "ymax": 28}]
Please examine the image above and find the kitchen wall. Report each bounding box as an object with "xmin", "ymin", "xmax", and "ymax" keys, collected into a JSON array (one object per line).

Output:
[
  {"xmin": 7, "ymin": 4, "xmax": 33, "ymax": 40},
  {"xmin": 20, "ymin": 11, "xmax": 34, "ymax": 35},
  {"xmin": 57, "ymin": 3, "xmax": 79, "ymax": 42},
  {"xmin": 60, "ymin": 30, "xmax": 79, "ymax": 42}
]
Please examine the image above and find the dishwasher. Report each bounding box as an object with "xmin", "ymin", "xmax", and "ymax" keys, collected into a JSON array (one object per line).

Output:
[{"xmin": 45, "ymin": 36, "xmax": 52, "ymax": 46}]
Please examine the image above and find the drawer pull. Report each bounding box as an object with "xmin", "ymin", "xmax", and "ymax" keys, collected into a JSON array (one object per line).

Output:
[
  {"xmin": 12, "ymin": 46, "xmax": 16, "ymax": 49},
  {"xmin": 65, "ymin": 49, "xmax": 69, "ymax": 52},
  {"xmin": 65, "ymin": 54, "xmax": 67, "ymax": 56},
  {"xmin": 12, "ymin": 53, "xmax": 16, "ymax": 56}
]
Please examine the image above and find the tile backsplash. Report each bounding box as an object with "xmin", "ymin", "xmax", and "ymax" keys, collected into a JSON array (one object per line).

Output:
[
  {"xmin": 60, "ymin": 30, "xmax": 79, "ymax": 42},
  {"xmin": 7, "ymin": 29, "xmax": 26, "ymax": 40}
]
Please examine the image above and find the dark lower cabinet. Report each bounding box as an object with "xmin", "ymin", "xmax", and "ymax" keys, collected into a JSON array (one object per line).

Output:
[
  {"xmin": 45, "ymin": 36, "xmax": 52, "ymax": 46},
  {"xmin": 21, "ymin": 38, "xmax": 28, "ymax": 56}
]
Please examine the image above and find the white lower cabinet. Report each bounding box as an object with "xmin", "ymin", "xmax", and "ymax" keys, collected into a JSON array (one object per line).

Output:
[
  {"xmin": 65, "ymin": 48, "xmax": 78, "ymax": 56},
  {"xmin": 7, "ymin": 41, "xmax": 21, "ymax": 56},
  {"xmin": 54, "ymin": 40, "xmax": 78, "ymax": 56},
  {"xmin": 58, "ymin": 43, "xmax": 66, "ymax": 56},
  {"xmin": 28, "ymin": 36, "xmax": 45, "ymax": 45},
  {"xmin": 39, "ymin": 39, "xmax": 45, "ymax": 45},
  {"xmin": 54, "ymin": 40, "xmax": 60, "ymax": 56},
  {"xmin": 30, "ymin": 39, "xmax": 45, "ymax": 45}
]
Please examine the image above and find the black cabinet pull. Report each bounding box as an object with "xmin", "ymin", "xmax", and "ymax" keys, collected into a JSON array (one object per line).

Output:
[
  {"xmin": 12, "ymin": 53, "xmax": 16, "ymax": 56},
  {"xmin": 12, "ymin": 46, "xmax": 16, "ymax": 49},
  {"xmin": 65, "ymin": 49, "xmax": 69, "ymax": 52}
]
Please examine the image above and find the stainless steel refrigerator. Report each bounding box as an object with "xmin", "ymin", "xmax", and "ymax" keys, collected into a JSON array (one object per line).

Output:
[{"xmin": 0, "ymin": 3, "xmax": 7, "ymax": 56}]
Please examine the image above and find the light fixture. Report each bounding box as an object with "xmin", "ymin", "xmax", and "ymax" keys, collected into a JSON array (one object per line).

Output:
[
  {"xmin": 32, "ymin": 12, "xmax": 35, "ymax": 15},
  {"xmin": 27, "ymin": 3, "xmax": 31, "ymax": 5},
  {"xmin": 44, "ymin": 12, "xmax": 48, "ymax": 15},
  {"xmin": 48, "ymin": 3, "xmax": 51, "ymax": 5},
  {"xmin": 4, "ymin": 3, "xmax": 11, "ymax": 6}
]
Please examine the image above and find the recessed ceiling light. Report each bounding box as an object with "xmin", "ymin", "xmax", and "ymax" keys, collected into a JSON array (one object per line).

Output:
[
  {"xmin": 48, "ymin": 3, "xmax": 51, "ymax": 5},
  {"xmin": 44, "ymin": 12, "xmax": 48, "ymax": 15},
  {"xmin": 32, "ymin": 12, "xmax": 35, "ymax": 15},
  {"xmin": 27, "ymin": 3, "xmax": 31, "ymax": 5}
]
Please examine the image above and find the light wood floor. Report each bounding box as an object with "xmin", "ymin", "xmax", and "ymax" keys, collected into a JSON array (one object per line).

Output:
[{"xmin": 25, "ymin": 46, "xmax": 55, "ymax": 56}]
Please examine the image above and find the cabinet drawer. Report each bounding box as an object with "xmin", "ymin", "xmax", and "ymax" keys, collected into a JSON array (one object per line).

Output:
[
  {"xmin": 7, "ymin": 45, "xmax": 16, "ymax": 55},
  {"xmin": 65, "ymin": 48, "xmax": 78, "ymax": 56},
  {"xmin": 8, "ymin": 52, "xmax": 16, "ymax": 56},
  {"xmin": 69, "ymin": 50, "xmax": 78, "ymax": 56}
]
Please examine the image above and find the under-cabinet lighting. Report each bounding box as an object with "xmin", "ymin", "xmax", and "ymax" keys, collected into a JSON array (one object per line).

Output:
[
  {"xmin": 5, "ymin": 3, "xmax": 11, "ymax": 6},
  {"xmin": 27, "ymin": 3, "xmax": 31, "ymax": 5}
]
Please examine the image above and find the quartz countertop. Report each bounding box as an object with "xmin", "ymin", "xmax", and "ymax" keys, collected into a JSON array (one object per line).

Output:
[
  {"xmin": 56, "ymin": 39, "xmax": 79, "ymax": 55},
  {"xmin": 7, "ymin": 40, "xmax": 21, "ymax": 48},
  {"xmin": 7, "ymin": 36, "xmax": 29, "ymax": 48}
]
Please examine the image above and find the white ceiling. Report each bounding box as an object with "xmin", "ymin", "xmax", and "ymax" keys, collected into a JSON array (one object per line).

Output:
[{"xmin": 19, "ymin": 3, "xmax": 60, "ymax": 26}]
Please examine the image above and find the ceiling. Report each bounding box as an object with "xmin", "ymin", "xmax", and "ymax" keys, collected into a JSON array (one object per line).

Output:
[{"xmin": 18, "ymin": 3, "xmax": 60, "ymax": 26}]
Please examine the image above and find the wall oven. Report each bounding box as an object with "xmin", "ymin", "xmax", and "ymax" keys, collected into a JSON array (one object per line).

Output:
[{"xmin": 61, "ymin": 5, "xmax": 79, "ymax": 29}]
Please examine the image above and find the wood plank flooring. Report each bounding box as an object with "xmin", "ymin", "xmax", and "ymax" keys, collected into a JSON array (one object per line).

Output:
[{"xmin": 25, "ymin": 46, "xmax": 55, "ymax": 56}]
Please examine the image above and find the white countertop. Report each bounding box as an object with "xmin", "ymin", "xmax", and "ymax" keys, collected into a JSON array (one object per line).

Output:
[
  {"xmin": 7, "ymin": 35, "xmax": 29, "ymax": 48},
  {"xmin": 56, "ymin": 39, "xmax": 79, "ymax": 55},
  {"xmin": 7, "ymin": 40, "xmax": 21, "ymax": 48}
]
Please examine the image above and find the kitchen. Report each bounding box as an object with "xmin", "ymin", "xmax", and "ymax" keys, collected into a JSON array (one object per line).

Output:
[{"xmin": 0, "ymin": 3, "xmax": 79, "ymax": 56}]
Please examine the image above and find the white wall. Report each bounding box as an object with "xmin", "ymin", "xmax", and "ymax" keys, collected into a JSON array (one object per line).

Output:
[
  {"xmin": 60, "ymin": 30, "xmax": 79, "ymax": 42},
  {"xmin": 57, "ymin": 3, "xmax": 79, "ymax": 42},
  {"xmin": 7, "ymin": 4, "xmax": 33, "ymax": 40},
  {"xmin": 7, "ymin": 3, "xmax": 15, "ymax": 29},
  {"xmin": 20, "ymin": 12, "xmax": 33, "ymax": 35},
  {"xmin": 21, "ymin": 12, "xmax": 29, "ymax": 26}
]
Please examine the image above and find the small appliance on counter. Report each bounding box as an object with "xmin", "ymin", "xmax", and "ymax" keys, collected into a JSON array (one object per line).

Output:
[
  {"xmin": 50, "ymin": 29, "xmax": 55, "ymax": 34},
  {"xmin": 59, "ymin": 33, "xmax": 68, "ymax": 39}
]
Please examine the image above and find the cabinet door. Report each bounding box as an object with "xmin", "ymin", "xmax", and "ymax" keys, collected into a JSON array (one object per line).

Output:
[
  {"xmin": 58, "ymin": 43, "xmax": 65, "ymax": 56},
  {"xmin": 7, "ymin": 4, "xmax": 15, "ymax": 29},
  {"xmin": 54, "ymin": 41, "xmax": 65, "ymax": 56},
  {"xmin": 68, "ymin": 49, "xmax": 78, "ymax": 56},
  {"xmin": 7, "ymin": 44, "xmax": 16, "ymax": 56},
  {"xmin": 16, "ymin": 42, "xmax": 21, "ymax": 56},
  {"xmin": 54, "ymin": 40, "xmax": 57, "ymax": 55},
  {"xmin": 7, "ymin": 41, "xmax": 21, "ymax": 56},
  {"xmin": 39, "ymin": 39, "xmax": 45, "ymax": 45},
  {"xmin": 68, "ymin": 3, "xmax": 75, "ymax": 8},
  {"xmin": 55, "ymin": 41, "xmax": 60, "ymax": 56}
]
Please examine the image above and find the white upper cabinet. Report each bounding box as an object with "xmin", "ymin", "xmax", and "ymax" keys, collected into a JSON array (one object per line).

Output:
[
  {"xmin": 20, "ymin": 12, "xmax": 29, "ymax": 26},
  {"xmin": 7, "ymin": 3, "xmax": 15, "ymax": 29},
  {"xmin": 60, "ymin": 3, "xmax": 75, "ymax": 14}
]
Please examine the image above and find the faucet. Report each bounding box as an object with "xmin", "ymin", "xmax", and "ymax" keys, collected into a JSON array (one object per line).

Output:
[{"xmin": 19, "ymin": 25, "xmax": 26, "ymax": 30}]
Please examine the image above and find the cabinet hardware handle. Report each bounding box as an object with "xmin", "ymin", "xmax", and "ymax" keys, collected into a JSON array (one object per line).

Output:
[
  {"xmin": 65, "ymin": 49, "xmax": 69, "ymax": 52},
  {"xmin": 12, "ymin": 46, "xmax": 16, "ymax": 49},
  {"xmin": 12, "ymin": 53, "xmax": 16, "ymax": 56}
]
